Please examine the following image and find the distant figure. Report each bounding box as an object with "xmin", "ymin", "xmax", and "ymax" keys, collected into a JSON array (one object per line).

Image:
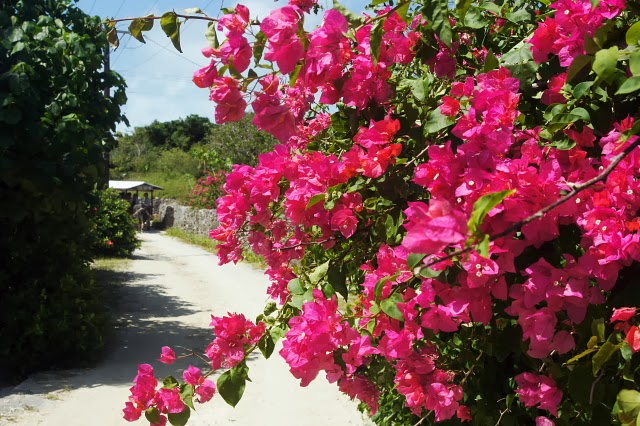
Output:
[
  {"xmin": 132, "ymin": 203, "xmax": 151, "ymax": 232},
  {"xmin": 142, "ymin": 192, "xmax": 152, "ymax": 214},
  {"xmin": 130, "ymin": 194, "xmax": 139, "ymax": 212}
]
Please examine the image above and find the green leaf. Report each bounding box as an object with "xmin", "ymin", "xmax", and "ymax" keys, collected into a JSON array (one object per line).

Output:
[
  {"xmin": 457, "ymin": 0, "xmax": 474, "ymax": 23},
  {"xmin": 573, "ymin": 81, "xmax": 594, "ymax": 99},
  {"xmin": 160, "ymin": 12, "xmax": 182, "ymax": 53},
  {"xmin": 163, "ymin": 376, "xmax": 179, "ymax": 389},
  {"xmin": 380, "ymin": 293, "xmax": 404, "ymax": 321},
  {"xmin": 617, "ymin": 389, "xmax": 640, "ymax": 419},
  {"xmin": 128, "ymin": 17, "xmax": 154, "ymax": 43},
  {"xmin": 591, "ymin": 318, "xmax": 605, "ymax": 342},
  {"xmin": 145, "ymin": 407, "xmax": 161, "ymax": 424},
  {"xmin": 477, "ymin": 234, "xmax": 490, "ymax": 258},
  {"xmin": 505, "ymin": 8, "xmax": 531, "ymax": 23},
  {"xmin": 370, "ymin": 20, "xmax": 384, "ymax": 64},
  {"xmin": 424, "ymin": 108, "xmax": 454, "ymax": 134},
  {"xmin": 306, "ymin": 193, "xmax": 326, "ymax": 210},
  {"xmin": 566, "ymin": 54, "xmax": 593, "ymax": 83},
  {"xmin": 483, "ymin": 49, "xmax": 499, "ymax": 72},
  {"xmin": 253, "ymin": 31, "xmax": 267, "ymax": 65},
  {"xmin": 287, "ymin": 278, "xmax": 305, "ymax": 295},
  {"xmin": 258, "ymin": 332, "xmax": 275, "ymax": 359},
  {"xmin": 592, "ymin": 46, "xmax": 619, "ymax": 82},
  {"xmin": 289, "ymin": 63, "xmax": 303, "ymax": 86},
  {"xmin": 626, "ymin": 21, "xmax": 640, "ymax": 46},
  {"xmin": 616, "ymin": 76, "xmax": 640, "ymax": 95},
  {"xmin": 168, "ymin": 407, "xmax": 191, "ymax": 426},
  {"xmin": 374, "ymin": 274, "xmax": 397, "ymax": 301},
  {"xmin": 206, "ymin": 22, "xmax": 219, "ymax": 49},
  {"xmin": 309, "ymin": 261, "xmax": 330, "ymax": 284},
  {"xmin": 468, "ymin": 190, "xmax": 516, "ymax": 236},
  {"xmin": 462, "ymin": 7, "xmax": 489, "ymax": 29},
  {"xmin": 630, "ymin": 51, "xmax": 640, "ymax": 76},
  {"xmin": 411, "ymin": 77, "xmax": 431, "ymax": 102},
  {"xmin": 419, "ymin": 268, "xmax": 441, "ymax": 279},
  {"xmin": 425, "ymin": 0, "xmax": 453, "ymax": 47},
  {"xmin": 217, "ymin": 366, "xmax": 248, "ymax": 407},
  {"xmin": 180, "ymin": 383, "xmax": 195, "ymax": 410},
  {"xmin": 333, "ymin": 0, "xmax": 366, "ymax": 26},
  {"xmin": 327, "ymin": 263, "xmax": 348, "ymax": 301},
  {"xmin": 184, "ymin": 7, "xmax": 205, "ymax": 14},
  {"xmin": 408, "ymin": 253, "xmax": 427, "ymax": 270},
  {"xmin": 592, "ymin": 341, "xmax": 618, "ymax": 375},
  {"xmin": 106, "ymin": 27, "xmax": 119, "ymax": 49},
  {"xmin": 565, "ymin": 347, "xmax": 597, "ymax": 364}
]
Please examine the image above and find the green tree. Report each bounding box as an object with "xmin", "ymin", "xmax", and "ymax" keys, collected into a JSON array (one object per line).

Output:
[
  {"xmin": 0, "ymin": 0, "xmax": 126, "ymax": 377},
  {"xmin": 204, "ymin": 113, "xmax": 278, "ymax": 167}
]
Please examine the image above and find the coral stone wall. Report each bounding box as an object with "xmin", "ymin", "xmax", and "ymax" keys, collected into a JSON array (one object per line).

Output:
[{"xmin": 154, "ymin": 199, "xmax": 218, "ymax": 236}]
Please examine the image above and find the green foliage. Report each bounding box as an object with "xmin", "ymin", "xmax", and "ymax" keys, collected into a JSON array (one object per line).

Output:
[
  {"xmin": 111, "ymin": 114, "xmax": 277, "ymax": 202},
  {"xmin": 88, "ymin": 189, "xmax": 140, "ymax": 258},
  {"xmin": 203, "ymin": 113, "xmax": 278, "ymax": 168},
  {"xmin": 0, "ymin": 0, "xmax": 125, "ymax": 378}
]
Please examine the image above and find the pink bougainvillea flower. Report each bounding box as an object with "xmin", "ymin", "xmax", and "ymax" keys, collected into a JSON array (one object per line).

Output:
[
  {"xmin": 627, "ymin": 325, "xmax": 640, "ymax": 352},
  {"xmin": 515, "ymin": 372, "xmax": 563, "ymax": 416},
  {"xmin": 261, "ymin": 6, "xmax": 305, "ymax": 74},
  {"xmin": 440, "ymin": 96, "xmax": 461, "ymax": 116},
  {"xmin": 155, "ymin": 388, "xmax": 186, "ymax": 414},
  {"xmin": 402, "ymin": 200, "xmax": 469, "ymax": 255},
  {"xmin": 289, "ymin": 0, "xmax": 318, "ymax": 13},
  {"xmin": 536, "ymin": 417, "xmax": 555, "ymax": 426},
  {"xmin": 183, "ymin": 365, "xmax": 203, "ymax": 386},
  {"xmin": 611, "ymin": 307, "xmax": 638, "ymax": 323},
  {"xmin": 159, "ymin": 346, "xmax": 176, "ymax": 364},
  {"xmin": 196, "ymin": 379, "xmax": 217, "ymax": 403},
  {"xmin": 193, "ymin": 61, "xmax": 218, "ymax": 88},
  {"xmin": 209, "ymin": 77, "xmax": 247, "ymax": 123},
  {"xmin": 330, "ymin": 207, "xmax": 358, "ymax": 238}
]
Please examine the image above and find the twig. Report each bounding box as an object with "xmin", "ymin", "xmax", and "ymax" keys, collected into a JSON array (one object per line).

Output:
[
  {"xmin": 418, "ymin": 137, "xmax": 640, "ymax": 272},
  {"xmin": 589, "ymin": 368, "xmax": 605, "ymax": 405},
  {"xmin": 107, "ymin": 14, "xmax": 218, "ymax": 25}
]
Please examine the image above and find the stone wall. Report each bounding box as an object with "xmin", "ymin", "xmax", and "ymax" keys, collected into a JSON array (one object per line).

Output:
[{"xmin": 153, "ymin": 199, "xmax": 218, "ymax": 236}]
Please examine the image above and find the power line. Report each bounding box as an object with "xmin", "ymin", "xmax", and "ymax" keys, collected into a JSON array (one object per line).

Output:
[
  {"xmin": 144, "ymin": 35, "xmax": 203, "ymax": 66},
  {"xmin": 113, "ymin": 0, "xmax": 127, "ymax": 18},
  {"xmin": 88, "ymin": 0, "xmax": 97, "ymax": 14}
]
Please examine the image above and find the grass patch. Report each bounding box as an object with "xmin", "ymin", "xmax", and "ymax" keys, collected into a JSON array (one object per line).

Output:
[
  {"xmin": 165, "ymin": 228, "xmax": 218, "ymax": 253},
  {"xmin": 164, "ymin": 228, "xmax": 266, "ymax": 268},
  {"xmin": 91, "ymin": 257, "xmax": 131, "ymax": 272}
]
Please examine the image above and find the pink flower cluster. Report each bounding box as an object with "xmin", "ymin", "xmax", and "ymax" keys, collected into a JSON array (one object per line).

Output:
[
  {"xmin": 206, "ymin": 313, "xmax": 265, "ymax": 370},
  {"xmin": 123, "ymin": 364, "xmax": 186, "ymax": 425},
  {"xmin": 530, "ymin": 0, "xmax": 626, "ymax": 66},
  {"xmin": 211, "ymin": 115, "xmax": 402, "ymax": 302},
  {"xmin": 515, "ymin": 373, "xmax": 563, "ymax": 416},
  {"xmin": 193, "ymin": 5, "xmax": 418, "ymax": 135}
]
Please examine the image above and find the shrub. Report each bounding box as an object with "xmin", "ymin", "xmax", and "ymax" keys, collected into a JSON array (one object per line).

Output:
[
  {"xmin": 188, "ymin": 171, "xmax": 226, "ymax": 209},
  {"xmin": 89, "ymin": 189, "xmax": 140, "ymax": 258},
  {"xmin": 0, "ymin": 0, "xmax": 125, "ymax": 379},
  {"xmin": 117, "ymin": 1, "xmax": 640, "ymax": 425}
]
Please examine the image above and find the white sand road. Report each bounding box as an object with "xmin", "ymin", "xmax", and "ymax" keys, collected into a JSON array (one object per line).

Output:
[{"xmin": 0, "ymin": 231, "xmax": 372, "ymax": 426}]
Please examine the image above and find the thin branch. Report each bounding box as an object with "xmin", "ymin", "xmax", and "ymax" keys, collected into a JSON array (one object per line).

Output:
[
  {"xmin": 589, "ymin": 368, "xmax": 605, "ymax": 405},
  {"xmin": 418, "ymin": 137, "xmax": 640, "ymax": 272},
  {"xmin": 107, "ymin": 14, "xmax": 218, "ymax": 25}
]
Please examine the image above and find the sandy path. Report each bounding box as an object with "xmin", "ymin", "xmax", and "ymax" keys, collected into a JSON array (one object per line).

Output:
[{"xmin": 0, "ymin": 231, "xmax": 371, "ymax": 426}]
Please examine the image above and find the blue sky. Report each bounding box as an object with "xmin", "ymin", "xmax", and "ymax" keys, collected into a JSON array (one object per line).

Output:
[{"xmin": 75, "ymin": 0, "xmax": 370, "ymax": 132}]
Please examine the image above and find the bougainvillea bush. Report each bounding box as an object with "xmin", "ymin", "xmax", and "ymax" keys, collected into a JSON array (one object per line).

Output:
[
  {"xmin": 116, "ymin": 0, "xmax": 640, "ymax": 424},
  {"xmin": 187, "ymin": 171, "xmax": 226, "ymax": 209}
]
